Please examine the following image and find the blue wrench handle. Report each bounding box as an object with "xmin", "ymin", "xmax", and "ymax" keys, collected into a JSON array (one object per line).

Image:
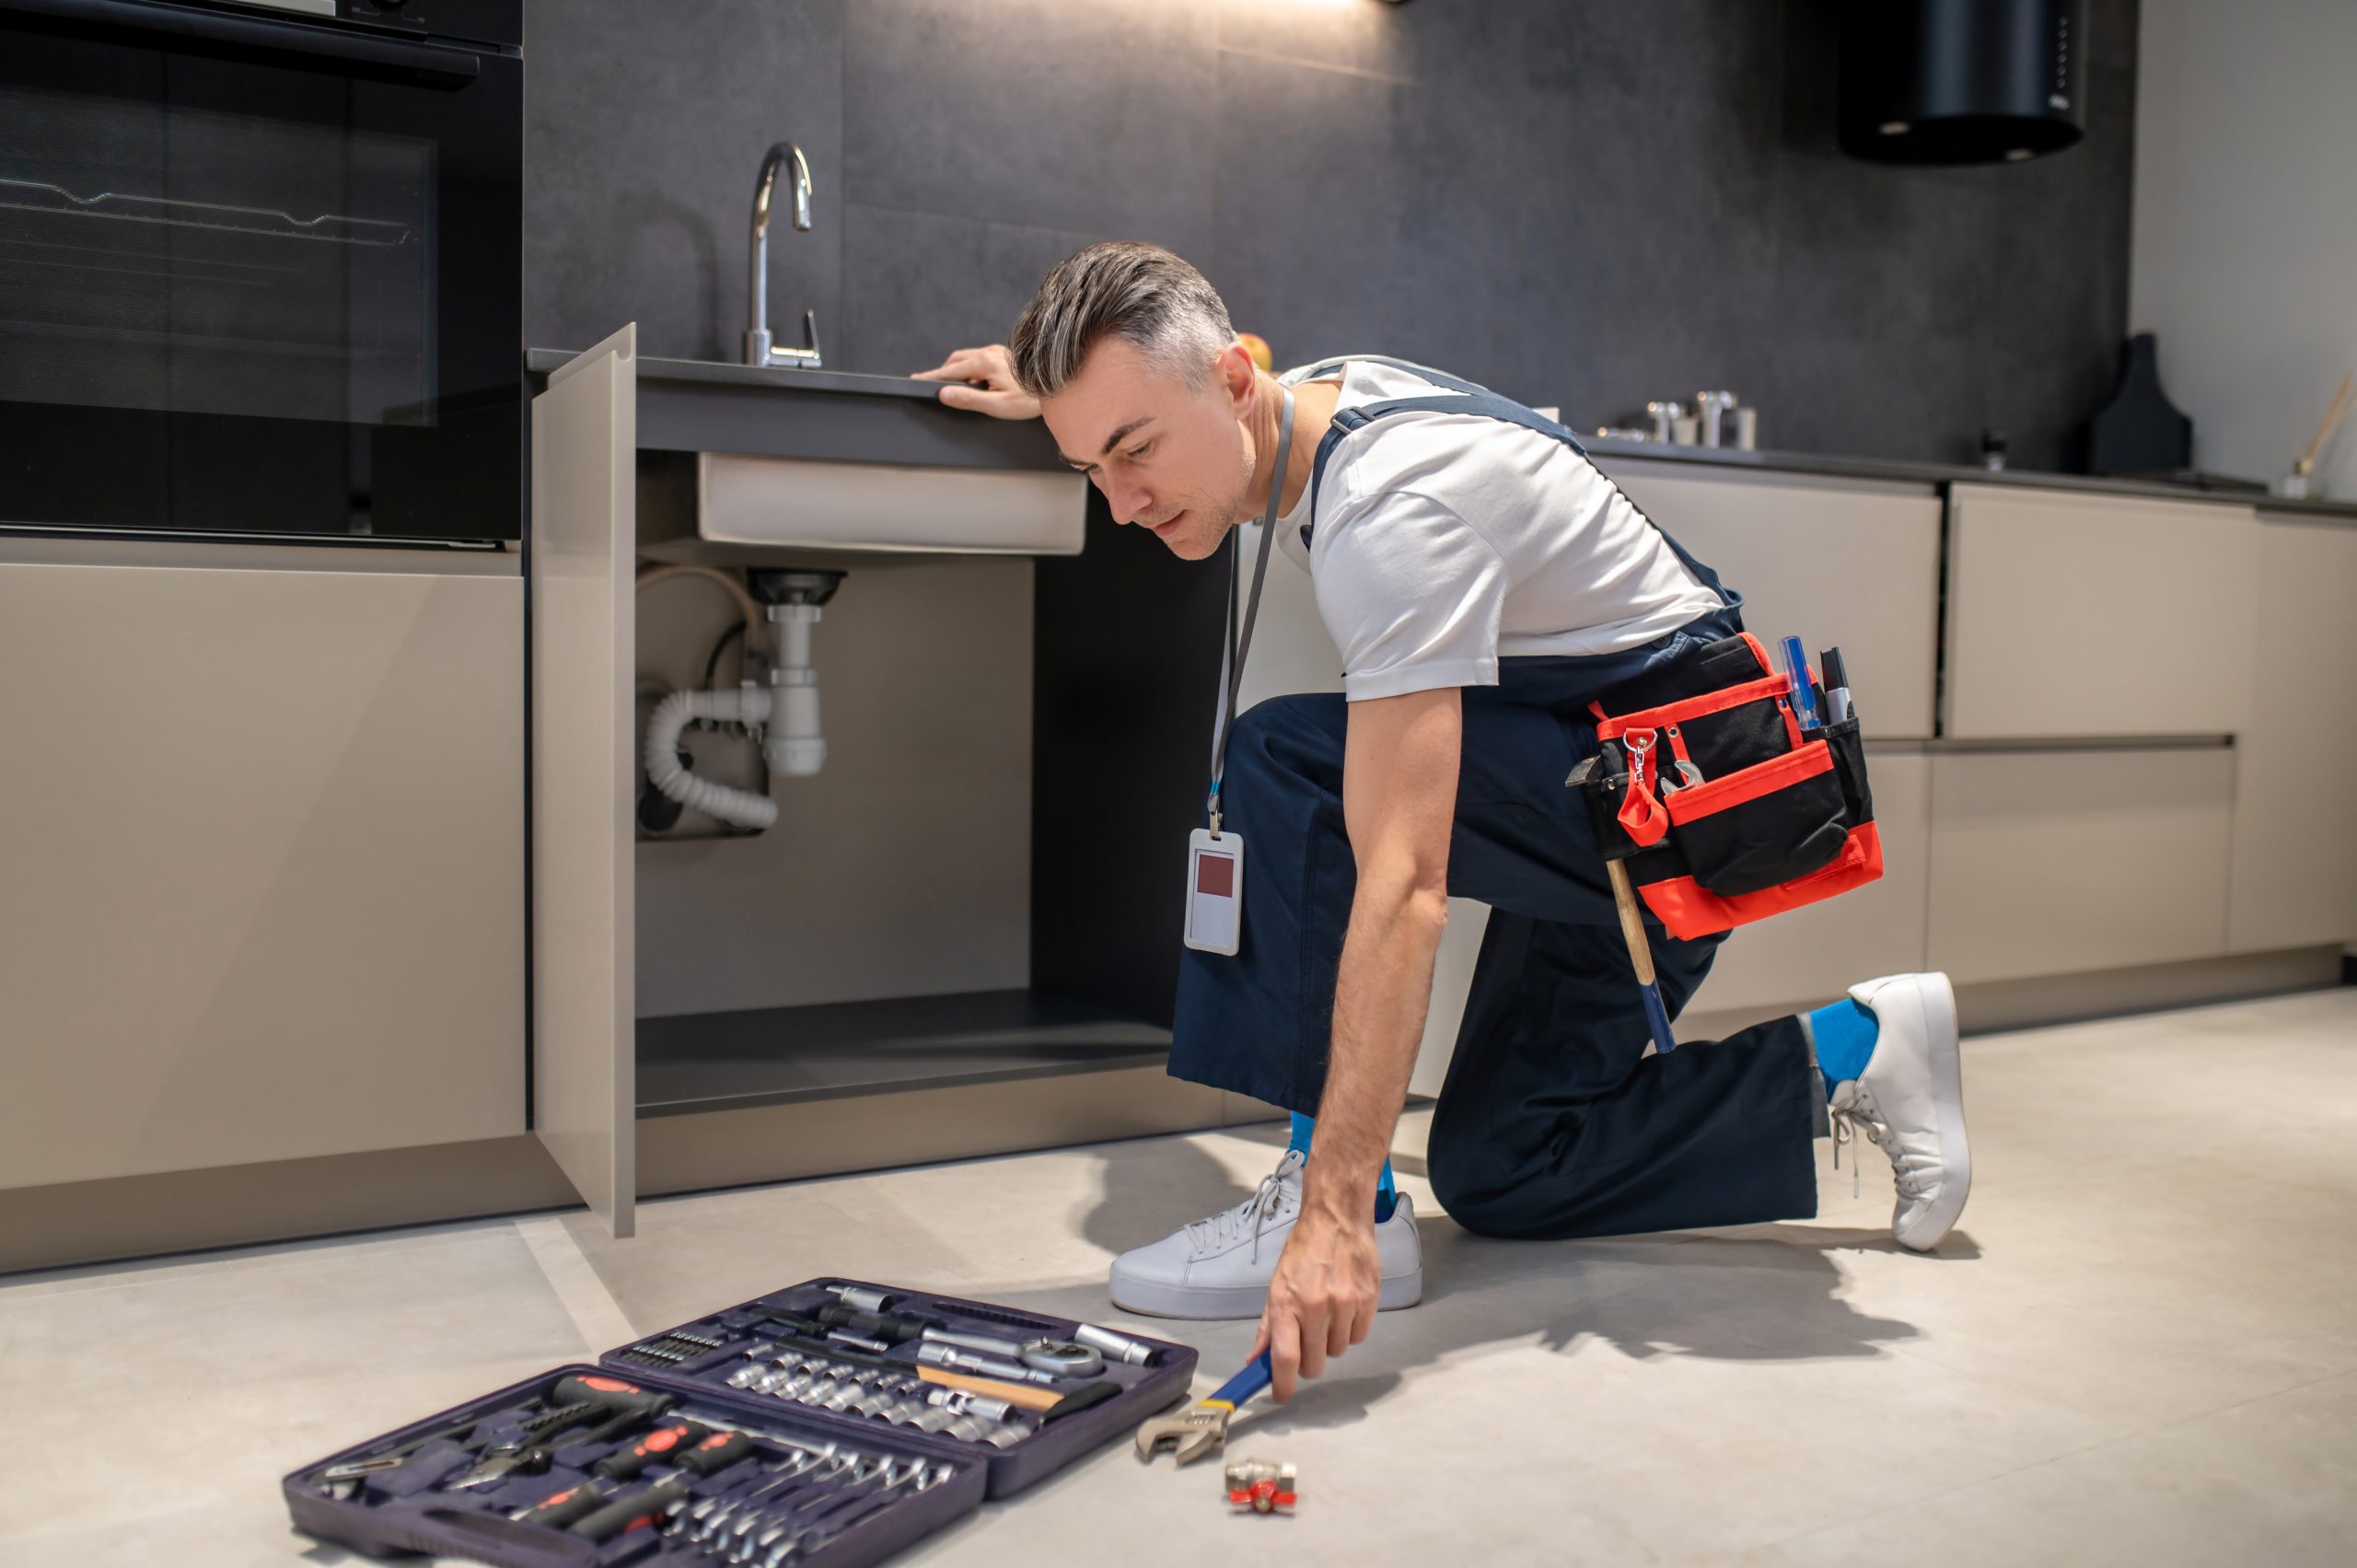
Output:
[{"xmin": 1208, "ymin": 1351, "xmax": 1272, "ymax": 1409}]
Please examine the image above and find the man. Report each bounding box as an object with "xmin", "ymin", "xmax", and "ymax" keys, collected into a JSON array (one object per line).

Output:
[{"xmin": 916, "ymin": 243, "xmax": 1970, "ymax": 1403}]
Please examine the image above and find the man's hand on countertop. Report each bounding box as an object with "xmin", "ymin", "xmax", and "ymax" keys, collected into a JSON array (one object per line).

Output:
[{"xmin": 911, "ymin": 344, "xmax": 1041, "ymax": 422}]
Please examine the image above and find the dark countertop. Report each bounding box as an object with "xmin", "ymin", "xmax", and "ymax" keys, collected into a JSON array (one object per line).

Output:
[
  {"xmin": 526, "ymin": 347, "xmax": 1066, "ymax": 472},
  {"xmin": 527, "ymin": 347, "xmax": 2356, "ymax": 520},
  {"xmin": 527, "ymin": 350, "xmax": 948, "ymax": 403}
]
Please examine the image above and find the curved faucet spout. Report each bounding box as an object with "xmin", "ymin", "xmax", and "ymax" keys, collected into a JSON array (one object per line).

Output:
[
  {"xmin": 747, "ymin": 142, "xmax": 819, "ymax": 367},
  {"xmin": 752, "ymin": 142, "xmax": 814, "ymax": 239}
]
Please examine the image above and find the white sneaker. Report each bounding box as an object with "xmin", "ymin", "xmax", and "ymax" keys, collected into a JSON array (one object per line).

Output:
[
  {"xmin": 1829, "ymin": 971, "xmax": 1971, "ymax": 1250},
  {"xmin": 1106, "ymin": 1149, "xmax": 1425, "ymax": 1319}
]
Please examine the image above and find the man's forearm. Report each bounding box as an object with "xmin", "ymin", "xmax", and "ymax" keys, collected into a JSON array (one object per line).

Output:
[{"xmin": 1300, "ymin": 876, "xmax": 1448, "ymax": 1220}]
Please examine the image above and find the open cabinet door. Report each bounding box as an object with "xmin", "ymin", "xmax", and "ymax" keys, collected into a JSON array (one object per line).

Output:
[{"xmin": 530, "ymin": 325, "xmax": 637, "ymax": 1237}]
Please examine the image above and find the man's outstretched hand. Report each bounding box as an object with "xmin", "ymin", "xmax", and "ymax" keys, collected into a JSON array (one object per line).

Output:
[
  {"xmin": 910, "ymin": 343, "xmax": 1040, "ymax": 421},
  {"xmin": 1251, "ymin": 1192, "xmax": 1381, "ymax": 1402}
]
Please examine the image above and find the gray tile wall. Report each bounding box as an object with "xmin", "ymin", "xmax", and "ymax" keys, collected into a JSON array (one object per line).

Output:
[{"xmin": 527, "ymin": 0, "xmax": 2138, "ymax": 472}]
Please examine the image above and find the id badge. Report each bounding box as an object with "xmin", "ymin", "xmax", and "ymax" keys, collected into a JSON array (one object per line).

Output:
[{"xmin": 1183, "ymin": 828, "xmax": 1244, "ymax": 955}]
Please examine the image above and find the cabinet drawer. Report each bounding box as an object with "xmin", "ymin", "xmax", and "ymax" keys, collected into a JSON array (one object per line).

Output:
[
  {"xmin": 1611, "ymin": 464, "xmax": 1942, "ymax": 738},
  {"xmin": 1943, "ymin": 486, "xmax": 2258, "ymax": 738},
  {"xmin": 2228, "ymin": 518, "xmax": 2357, "ymax": 950},
  {"xmin": 1926, "ymin": 747, "xmax": 2234, "ymax": 984}
]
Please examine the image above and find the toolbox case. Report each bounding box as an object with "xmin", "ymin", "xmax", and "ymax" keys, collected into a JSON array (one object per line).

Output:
[
  {"xmin": 283, "ymin": 1277, "xmax": 1197, "ymax": 1566},
  {"xmin": 1573, "ymin": 632, "xmax": 1882, "ymax": 939},
  {"xmin": 602, "ymin": 1277, "xmax": 1196, "ymax": 1500}
]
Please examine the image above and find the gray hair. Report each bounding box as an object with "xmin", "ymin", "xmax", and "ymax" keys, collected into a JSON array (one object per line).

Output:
[{"xmin": 1008, "ymin": 241, "xmax": 1236, "ymax": 398}]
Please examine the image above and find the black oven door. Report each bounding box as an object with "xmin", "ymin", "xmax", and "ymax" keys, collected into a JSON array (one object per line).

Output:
[{"xmin": 0, "ymin": 0, "xmax": 522, "ymax": 544}]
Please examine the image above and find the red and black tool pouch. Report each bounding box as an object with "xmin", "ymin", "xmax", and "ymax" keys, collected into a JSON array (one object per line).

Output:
[{"xmin": 1568, "ymin": 632, "xmax": 1881, "ymax": 940}]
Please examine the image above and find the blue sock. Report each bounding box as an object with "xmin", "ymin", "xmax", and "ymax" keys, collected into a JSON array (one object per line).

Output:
[
  {"xmin": 1288, "ymin": 1113, "xmax": 1398, "ymax": 1222},
  {"xmin": 1807, "ymin": 998, "xmax": 1879, "ymax": 1098}
]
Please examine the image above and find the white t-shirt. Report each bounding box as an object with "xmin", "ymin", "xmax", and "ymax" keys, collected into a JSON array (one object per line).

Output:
[{"xmin": 1272, "ymin": 358, "xmax": 1724, "ymax": 702}]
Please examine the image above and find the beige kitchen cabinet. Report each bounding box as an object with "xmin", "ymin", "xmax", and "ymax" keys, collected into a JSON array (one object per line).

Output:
[
  {"xmin": 1610, "ymin": 462, "xmax": 1944, "ymax": 738},
  {"xmin": 2227, "ymin": 517, "xmax": 2357, "ymax": 951},
  {"xmin": 1686, "ymin": 749, "xmax": 1932, "ymax": 1019},
  {"xmin": 0, "ymin": 547, "xmax": 525, "ymax": 1190},
  {"xmin": 1943, "ymin": 485, "xmax": 2259, "ymax": 738},
  {"xmin": 1926, "ymin": 746, "xmax": 2235, "ymax": 984}
]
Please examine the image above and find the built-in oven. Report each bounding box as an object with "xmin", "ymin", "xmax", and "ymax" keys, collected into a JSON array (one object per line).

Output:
[{"xmin": 0, "ymin": 0, "xmax": 523, "ymax": 546}]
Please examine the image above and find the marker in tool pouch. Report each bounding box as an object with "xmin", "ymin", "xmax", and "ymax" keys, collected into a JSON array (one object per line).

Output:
[{"xmin": 1819, "ymin": 646, "xmax": 1852, "ymax": 724}]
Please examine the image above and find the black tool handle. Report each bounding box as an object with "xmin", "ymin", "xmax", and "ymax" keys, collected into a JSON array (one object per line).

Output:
[
  {"xmin": 592, "ymin": 1420, "xmax": 708, "ymax": 1481},
  {"xmin": 672, "ymin": 1430, "xmax": 757, "ymax": 1478},
  {"xmin": 757, "ymin": 1330, "xmax": 904, "ymax": 1375},
  {"xmin": 567, "ymin": 1476, "xmax": 693, "ymax": 1544},
  {"xmin": 814, "ymin": 1304, "xmax": 941, "ymax": 1343},
  {"xmin": 491, "ymin": 1399, "xmax": 598, "ymax": 1450},
  {"xmin": 509, "ymin": 1479, "xmax": 615, "ymax": 1529},
  {"xmin": 1041, "ymin": 1379, "xmax": 1122, "ymax": 1423},
  {"xmin": 563, "ymin": 1394, "xmax": 677, "ymax": 1456},
  {"xmin": 552, "ymin": 1374, "xmax": 653, "ymax": 1406}
]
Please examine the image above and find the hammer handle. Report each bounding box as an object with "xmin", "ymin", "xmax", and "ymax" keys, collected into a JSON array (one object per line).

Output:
[
  {"xmin": 1606, "ymin": 859, "xmax": 1656, "ymax": 987},
  {"xmin": 1607, "ymin": 859, "xmax": 1679, "ymax": 1052}
]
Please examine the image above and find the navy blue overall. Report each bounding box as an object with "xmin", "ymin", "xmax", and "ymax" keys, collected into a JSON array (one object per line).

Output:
[{"xmin": 1166, "ymin": 365, "xmax": 1821, "ymax": 1241}]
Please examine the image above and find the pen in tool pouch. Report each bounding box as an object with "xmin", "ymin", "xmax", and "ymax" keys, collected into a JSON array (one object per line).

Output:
[{"xmin": 1779, "ymin": 635, "xmax": 1821, "ymax": 729}]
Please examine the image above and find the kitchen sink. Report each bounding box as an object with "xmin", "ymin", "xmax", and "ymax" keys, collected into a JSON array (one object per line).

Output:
[
  {"xmin": 637, "ymin": 447, "xmax": 1086, "ymax": 558},
  {"xmin": 527, "ymin": 347, "xmax": 1086, "ymax": 559}
]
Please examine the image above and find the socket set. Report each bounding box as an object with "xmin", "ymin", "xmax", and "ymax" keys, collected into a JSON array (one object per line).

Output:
[
  {"xmin": 285, "ymin": 1279, "xmax": 1195, "ymax": 1564},
  {"xmin": 283, "ymin": 1365, "xmax": 985, "ymax": 1568},
  {"xmin": 602, "ymin": 1278, "xmax": 1196, "ymax": 1498}
]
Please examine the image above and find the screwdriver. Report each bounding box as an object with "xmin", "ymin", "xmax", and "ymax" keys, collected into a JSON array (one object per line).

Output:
[
  {"xmin": 508, "ymin": 1429, "xmax": 752, "ymax": 1532},
  {"xmin": 591, "ymin": 1420, "xmax": 709, "ymax": 1481},
  {"xmin": 567, "ymin": 1476, "xmax": 695, "ymax": 1544},
  {"xmin": 668, "ymin": 1427, "xmax": 757, "ymax": 1479},
  {"xmin": 447, "ymin": 1376, "xmax": 674, "ymax": 1490},
  {"xmin": 508, "ymin": 1478, "xmax": 616, "ymax": 1529}
]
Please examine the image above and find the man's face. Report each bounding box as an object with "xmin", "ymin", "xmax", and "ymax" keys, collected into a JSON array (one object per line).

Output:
[{"xmin": 1040, "ymin": 335, "xmax": 1260, "ymax": 561}]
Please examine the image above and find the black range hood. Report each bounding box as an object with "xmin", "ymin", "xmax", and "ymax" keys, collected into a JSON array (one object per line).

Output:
[{"xmin": 1839, "ymin": 0, "xmax": 2086, "ymax": 166}]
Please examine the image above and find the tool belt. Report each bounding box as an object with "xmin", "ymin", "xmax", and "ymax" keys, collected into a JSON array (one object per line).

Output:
[{"xmin": 1570, "ymin": 632, "xmax": 1881, "ymax": 940}]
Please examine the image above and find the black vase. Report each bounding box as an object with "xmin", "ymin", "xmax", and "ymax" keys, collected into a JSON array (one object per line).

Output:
[{"xmin": 2088, "ymin": 332, "xmax": 2193, "ymax": 477}]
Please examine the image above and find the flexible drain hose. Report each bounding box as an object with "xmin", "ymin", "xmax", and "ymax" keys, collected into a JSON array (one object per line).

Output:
[{"xmin": 644, "ymin": 687, "xmax": 778, "ymax": 830}]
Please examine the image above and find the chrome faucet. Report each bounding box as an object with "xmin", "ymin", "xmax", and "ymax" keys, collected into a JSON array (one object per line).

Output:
[{"xmin": 745, "ymin": 142, "xmax": 821, "ymax": 369}]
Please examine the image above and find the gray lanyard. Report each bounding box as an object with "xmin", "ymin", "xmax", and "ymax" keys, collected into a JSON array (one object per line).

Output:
[{"xmin": 1205, "ymin": 384, "xmax": 1296, "ymax": 838}]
